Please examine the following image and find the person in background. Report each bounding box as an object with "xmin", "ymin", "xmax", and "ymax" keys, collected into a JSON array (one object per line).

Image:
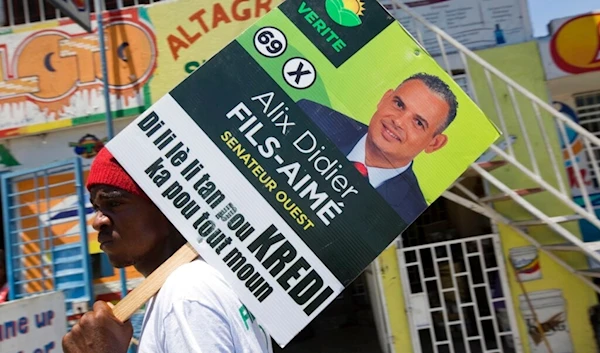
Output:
[
  {"xmin": 0, "ymin": 249, "xmax": 8, "ymax": 303},
  {"xmin": 62, "ymin": 148, "xmax": 272, "ymax": 353}
]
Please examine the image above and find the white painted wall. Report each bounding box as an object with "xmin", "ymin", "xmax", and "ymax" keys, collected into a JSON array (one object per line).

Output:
[{"xmin": 1, "ymin": 118, "xmax": 135, "ymax": 172}]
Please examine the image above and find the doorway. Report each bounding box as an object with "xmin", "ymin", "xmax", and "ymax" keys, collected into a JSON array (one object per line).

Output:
[
  {"xmin": 399, "ymin": 234, "xmax": 522, "ymax": 353},
  {"xmin": 274, "ymin": 271, "xmax": 384, "ymax": 353}
]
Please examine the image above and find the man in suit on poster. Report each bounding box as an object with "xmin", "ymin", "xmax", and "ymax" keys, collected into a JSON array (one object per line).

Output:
[{"xmin": 297, "ymin": 73, "xmax": 458, "ymax": 224}]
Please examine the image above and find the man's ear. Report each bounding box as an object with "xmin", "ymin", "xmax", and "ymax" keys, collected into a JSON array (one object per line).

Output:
[{"xmin": 424, "ymin": 134, "xmax": 448, "ymax": 154}]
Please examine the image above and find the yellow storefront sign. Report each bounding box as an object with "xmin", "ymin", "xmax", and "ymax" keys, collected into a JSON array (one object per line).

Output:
[{"xmin": 148, "ymin": 0, "xmax": 283, "ymax": 101}]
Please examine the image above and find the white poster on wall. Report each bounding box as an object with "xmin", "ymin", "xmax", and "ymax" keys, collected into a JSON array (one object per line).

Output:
[{"xmin": 379, "ymin": 0, "xmax": 532, "ymax": 55}]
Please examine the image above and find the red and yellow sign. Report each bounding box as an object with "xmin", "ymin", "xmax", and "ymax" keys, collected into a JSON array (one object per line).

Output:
[
  {"xmin": 550, "ymin": 13, "xmax": 600, "ymax": 74},
  {"xmin": 0, "ymin": 0, "xmax": 279, "ymax": 136},
  {"xmin": 0, "ymin": 8, "xmax": 156, "ymax": 137}
]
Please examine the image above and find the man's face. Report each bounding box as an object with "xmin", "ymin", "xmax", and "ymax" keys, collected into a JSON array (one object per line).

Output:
[
  {"xmin": 365, "ymin": 79, "xmax": 450, "ymax": 168},
  {"xmin": 90, "ymin": 185, "xmax": 172, "ymax": 268}
]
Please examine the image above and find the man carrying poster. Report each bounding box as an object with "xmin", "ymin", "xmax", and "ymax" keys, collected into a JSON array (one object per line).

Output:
[
  {"xmin": 71, "ymin": 0, "xmax": 500, "ymax": 348},
  {"xmin": 297, "ymin": 72, "xmax": 458, "ymax": 223},
  {"xmin": 62, "ymin": 148, "xmax": 272, "ymax": 353}
]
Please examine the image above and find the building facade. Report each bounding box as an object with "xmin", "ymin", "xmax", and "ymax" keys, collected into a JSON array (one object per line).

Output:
[
  {"xmin": 538, "ymin": 11, "xmax": 600, "ymax": 246},
  {"xmin": 1, "ymin": 1, "xmax": 600, "ymax": 352}
]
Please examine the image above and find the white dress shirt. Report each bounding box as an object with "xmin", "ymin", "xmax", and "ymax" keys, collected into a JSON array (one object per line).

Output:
[{"xmin": 346, "ymin": 134, "xmax": 411, "ymax": 189}]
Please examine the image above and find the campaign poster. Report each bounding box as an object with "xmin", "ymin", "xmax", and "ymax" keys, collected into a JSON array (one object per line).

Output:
[{"xmin": 105, "ymin": 0, "xmax": 500, "ymax": 346}]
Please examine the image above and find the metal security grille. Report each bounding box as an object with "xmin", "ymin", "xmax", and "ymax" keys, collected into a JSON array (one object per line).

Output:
[
  {"xmin": 1, "ymin": 157, "xmax": 93, "ymax": 316},
  {"xmin": 398, "ymin": 234, "xmax": 522, "ymax": 353},
  {"xmin": 575, "ymin": 91, "xmax": 600, "ymax": 135}
]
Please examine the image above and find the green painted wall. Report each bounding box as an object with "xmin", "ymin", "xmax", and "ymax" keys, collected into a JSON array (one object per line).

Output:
[{"xmin": 469, "ymin": 40, "xmax": 597, "ymax": 353}]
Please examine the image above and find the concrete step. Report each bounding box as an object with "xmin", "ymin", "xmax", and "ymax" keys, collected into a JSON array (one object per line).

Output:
[
  {"xmin": 480, "ymin": 187, "xmax": 545, "ymax": 203},
  {"xmin": 542, "ymin": 241, "xmax": 600, "ymax": 252},
  {"xmin": 462, "ymin": 160, "xmax": 508, "ymax": 178},
  {"xmin": 511, "ymin": 214, "xmax": 583, "ymax": 227},
  {"xmin": 576, "ymin": 268, "xmax": 600, "ymax": 279}
]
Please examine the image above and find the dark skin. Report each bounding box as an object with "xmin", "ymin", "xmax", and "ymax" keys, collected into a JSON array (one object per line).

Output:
[{"xmin": 62, "ymin": 185, "xmax": 186, "ymax": 353}]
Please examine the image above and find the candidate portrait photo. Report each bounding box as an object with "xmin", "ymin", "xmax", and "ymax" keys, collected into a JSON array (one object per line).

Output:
[{"xmin": 297, "ymin": 72, "xmax": 459, "ymax": 225}]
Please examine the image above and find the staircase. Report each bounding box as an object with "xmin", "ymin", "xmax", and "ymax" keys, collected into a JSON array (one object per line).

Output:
[{"xmin": 389, "ymin": 0, "xmax": 600, "ymax": 295}]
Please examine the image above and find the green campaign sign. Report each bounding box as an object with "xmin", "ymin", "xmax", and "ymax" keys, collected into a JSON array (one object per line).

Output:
[{"xmin": 107, "ymin": 0, "xmax": 499, "ymax": 346}]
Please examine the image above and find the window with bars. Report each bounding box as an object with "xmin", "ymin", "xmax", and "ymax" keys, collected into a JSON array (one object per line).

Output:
[
  {"xmin": 574, "ymin": 91, "xmax": 600, "ymax": 188},
  {"xmin": 575, "ymin": 91, "xmax": 600, "ymax": 134}
]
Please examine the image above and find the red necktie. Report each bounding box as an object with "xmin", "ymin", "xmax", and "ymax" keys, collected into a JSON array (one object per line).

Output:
[{"xmin": 353, "ymin": 162, "xmax": 369, "ymax": 178}]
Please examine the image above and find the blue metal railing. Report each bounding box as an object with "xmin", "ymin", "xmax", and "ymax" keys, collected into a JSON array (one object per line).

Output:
[
  {"xmin": 2, "ymin": 168, "xmax": 16, "ymax": 300},
  {"xmin": 1, "ymin": 158, "xmax": 93, "ymax": 312},
  {"xmin": 0, "ymin": 156, "xmax": 142, "ymax": 349}
]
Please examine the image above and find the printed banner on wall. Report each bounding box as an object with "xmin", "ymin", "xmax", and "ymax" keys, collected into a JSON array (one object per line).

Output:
[
  {"xmin": 0, "ymin": 8, "xmax": 157, "ymax": 138},
  {"xmin": 107, "ymin": 0, "xmax": 499, "ymax": 346},
  {"xmin": 509, "ymin": 245, "xmax": 542, "ymax": 282},
  {"xmin": 553, "ymin": 100, "xmax": 600, "ymax": 247},
  {"xmin": 519, "ymin": 289, "xmax": 574, "ymax": 353},
  {"xmin": 379, "ymin": 0, "xmax": 531, "ymax": 55},
  {"xmin": 554, "ymin": 102, "xmax": 600, "ymax": 207}
]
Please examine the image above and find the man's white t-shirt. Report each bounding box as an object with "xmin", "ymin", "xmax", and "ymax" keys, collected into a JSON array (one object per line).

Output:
[{"xmin": 137, "ymin": 259, "xmax": 273, "ymax": 353}]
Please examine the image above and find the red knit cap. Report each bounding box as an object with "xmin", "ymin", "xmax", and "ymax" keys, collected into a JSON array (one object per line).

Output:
[{"xmin": 86, "ymin": 147, "xmax": 149, "ymax": 200}]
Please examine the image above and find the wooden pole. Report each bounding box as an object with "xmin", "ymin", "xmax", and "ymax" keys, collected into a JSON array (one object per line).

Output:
[{"xmin": 112, "ymin": 243, "xmax": 198, "ymax": 322}]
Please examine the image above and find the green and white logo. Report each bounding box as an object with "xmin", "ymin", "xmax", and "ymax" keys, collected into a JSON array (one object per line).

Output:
[{"xmin": 325, "ymin": 0, "xmax": 365, "ymax": 27}]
